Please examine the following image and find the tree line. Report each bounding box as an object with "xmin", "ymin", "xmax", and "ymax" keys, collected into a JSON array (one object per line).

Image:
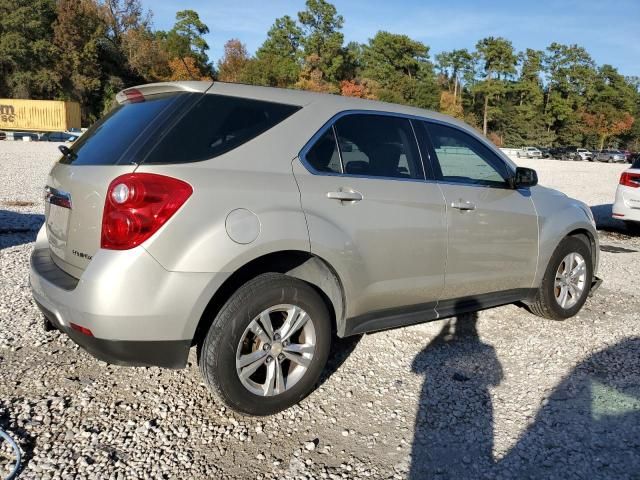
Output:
[{"xmin": 1, "ymin": 0, "xmax": 638, "ymax": 149}]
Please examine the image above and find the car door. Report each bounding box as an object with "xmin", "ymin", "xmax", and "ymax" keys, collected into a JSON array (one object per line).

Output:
[
  {"xmin": 416, "ymin": 120, "xmax": 538, "ymax": 301},
  {"xmin": 292, "ymin": 113, "xmax": 447, "ymax": 322}
]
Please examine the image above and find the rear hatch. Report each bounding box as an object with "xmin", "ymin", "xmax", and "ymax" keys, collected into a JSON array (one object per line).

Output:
[{"xmin": 44, "ymin": 82, "xmax": 212, "ymax": 278}]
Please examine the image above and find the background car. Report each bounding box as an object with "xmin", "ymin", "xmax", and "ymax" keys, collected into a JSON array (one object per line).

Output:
[
  {"xmin": 41, "ymin": 131, "xmax": 79, "ymax": 143},
  {"xmin": 517, "ymin": 146, "xmax": 542, "ymax": 158},
  {"xmin": 612, "ymin": 157, "xmax": 640, "ymax": 232},
  {"xmin": 562, "ymin": 147, "xmax": 592, "ymax": 161},
  {"xmin": 0, "ymin": 131, "xmax": 6, "ymax": 141},
  {"xmin": 535, "ymin": 146, "xmax": 551, "ymax": 158},
  {"xmin": 594, "ymin": 149, "xmax": 626, "ymax": 163}
]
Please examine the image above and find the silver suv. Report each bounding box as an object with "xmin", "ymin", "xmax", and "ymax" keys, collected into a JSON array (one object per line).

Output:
[{"xmin": 30, "ymin": 82, "xmax": 601, "ymax": 415}]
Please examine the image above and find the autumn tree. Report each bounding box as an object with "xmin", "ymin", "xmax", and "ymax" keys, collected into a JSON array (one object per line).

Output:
[
  {"xmin": 157, "ymin": 9, "xmax": 212, "ymax": 76},
  {"xmin": 217, "ymin": 39, "xmax": 249, "ymax": 83}
]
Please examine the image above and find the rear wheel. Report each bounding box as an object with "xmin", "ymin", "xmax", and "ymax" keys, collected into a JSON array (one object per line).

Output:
[
  {"xmin": 528, "ymin": 236, "xmax": 593, "ymax": 320},
  {"xmin": 198, "ymin": 273, "xmax": 332, "ymax": 416}
]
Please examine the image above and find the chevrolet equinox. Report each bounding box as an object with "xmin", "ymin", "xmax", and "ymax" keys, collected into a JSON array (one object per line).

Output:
[{"xmin": 30, "ymin": 81, "xmax": 601, "ymax": 415}]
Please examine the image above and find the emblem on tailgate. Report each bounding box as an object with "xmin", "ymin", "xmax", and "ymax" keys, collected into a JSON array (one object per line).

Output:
[{"xmin": 72, "ymin": 250, "xmax": 93, "ymax": 260}]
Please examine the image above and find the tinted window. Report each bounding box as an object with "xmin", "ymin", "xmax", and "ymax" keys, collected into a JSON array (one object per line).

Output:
[
  {"xmin": 632, "ymin": 156, "xmax": 640, "ymax": 169},
  {"xmin": 424, "ymin": 122, "xmax": 511, "ymax": 186},
  {"xmin": 306, "ymin": 128, "xmax": 342, "ymax": 173},
  {"xmin": 61, "ymin": 93, "xmax": 186, "ymax": 165},
  {"xmin": 333, "ymin": 114, "xmax": 423, "ymax": 179},
  {"xmin": 144, "ymin": 95, "xmax": 300, "ymax": 164}
]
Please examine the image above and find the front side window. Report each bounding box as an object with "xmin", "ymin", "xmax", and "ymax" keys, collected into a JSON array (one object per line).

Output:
[
  {"xmin": 424, "ymin": 122, "xmax": 511, "ymax": 187},
  {"xmin": 333, "ymin": 114, "xmax": 423, "ymax": 180}
]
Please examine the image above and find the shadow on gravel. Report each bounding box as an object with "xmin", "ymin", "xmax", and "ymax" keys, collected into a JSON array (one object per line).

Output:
[
  {"xmin": 0, "ymin": 400, "xmax": 37, "ymax": 476},
  {"xmin": 0, "ymin": 210, "xmax": 44, "ymax": 249},
  {"xmin": 409, "ymin": 315, "xmax": 640, "ymax": 479},
  {"xmin": 410, "ymin": 303, "xmax": 502, "ymax": 479},
  {"xmin": 318, "ymin": 334, "xmax": 362, "ymax": 387},
  {"xmin": 590, "ymin": 204, "xmax": 639, "ymax": 237}
]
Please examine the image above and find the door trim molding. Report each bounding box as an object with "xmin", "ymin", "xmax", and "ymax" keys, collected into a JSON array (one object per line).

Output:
[{"xmin": 342, "ymin": 288, "xmax": 536, "ymax": 337}]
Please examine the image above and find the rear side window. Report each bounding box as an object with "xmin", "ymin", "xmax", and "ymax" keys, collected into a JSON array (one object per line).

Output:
[
  {"xmin": 61, "ymin": 93, "xmax": 186, "ymax": 165},
  {"xmin": 333, "ymin": 114, "xmax": 423, "ymax": 179},
  {"xmin": 143, "ymin": 95, "xmax": 301, "ymax": 164}
]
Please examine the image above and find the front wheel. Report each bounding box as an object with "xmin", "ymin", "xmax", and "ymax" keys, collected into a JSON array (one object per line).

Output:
[
  {"xmin": 198, "ymin": 273, "xmax": 332, "ymax": 416},
  {"xmin": 528, "ymin": 236, "xmax": 593, "ymax": 320}
]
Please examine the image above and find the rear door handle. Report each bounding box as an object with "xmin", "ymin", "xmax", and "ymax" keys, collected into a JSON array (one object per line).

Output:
[
  {"xmin": 327, "ymin": 190, "xmax": 363, "ymax": 202},
  {"xmin": 451, "ymin": 200, "xmax": 476, "ymax": 211}
]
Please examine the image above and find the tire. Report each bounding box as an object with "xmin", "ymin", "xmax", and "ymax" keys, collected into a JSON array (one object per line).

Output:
[
  {"xmin": 608, "ymin": 157, "xmax": 613, "ymax": 163},
  {"xmin": 198, "ymin": 273, "xmax": 332, "ymax": 416},
  {"xmin": 528, "ymin": 236, "xmax": 593, "ymax": 320}
]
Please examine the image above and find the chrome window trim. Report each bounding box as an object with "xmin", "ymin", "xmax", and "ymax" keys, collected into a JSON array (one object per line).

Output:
[{"xmin": 298, "ymin": 109, "xmax": 515, "ymax": 186}]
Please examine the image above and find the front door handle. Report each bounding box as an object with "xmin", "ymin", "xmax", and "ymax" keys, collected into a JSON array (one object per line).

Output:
[
  {"xmin": 451, "ymin": 199, "xmax": 476, "ymax": 211},
  {"xmin": 327, "ymin": 190, "xmax": 363, "ymax": 202}
]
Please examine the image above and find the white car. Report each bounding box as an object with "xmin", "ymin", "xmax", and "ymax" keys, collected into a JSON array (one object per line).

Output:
[
  {"xmin": 612, "ymin": 159, "xmax": 640, "ymax": 231},
  {"xmin": 517, "ymin": 147, "xmax": 542, "ymax": 158}
]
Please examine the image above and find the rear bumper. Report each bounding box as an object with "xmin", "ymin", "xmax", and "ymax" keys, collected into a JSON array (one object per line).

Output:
[
  {"xmin": 35, "ymin": 299, "xmax": 190, "ymax": 368},
  {"xmin": 612, "ymin": 187, "xmax": 640, "ymax": 222},
  {"xmin": 29, "ymin": 227, "xmax": 224, "ymax": 368}
]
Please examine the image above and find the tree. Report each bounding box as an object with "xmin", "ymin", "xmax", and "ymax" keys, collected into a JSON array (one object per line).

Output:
[
  {"xmin": 0, "ymin": 0, "xmax": 59, "ymax": 99},
  {"xmin": 474, "ymin": 36, "xmax": 517, "ymax": 135},
  {"xmin": 217, "ymin": 39, "xmax": 249, "ymax": 83},
  {"xmin": 53, "ymin": 0, "xmax": 105, "ymax": 121},
  {"xmin": 243, "ymin": 15, "xmax": 302, "ymax": 87},
  {"xmin": 157, "ymin": 9, "xmax": 211, "ymax": 76},
  {"xmin": 298, "ymin": 0, "xmax": 346, "ymax": 82},
  {"xmin": 361, "ymin": 31, "xmax": 439, "ymax": 109},
  {"xmin": 436, "ymin": 48, "xmax": 473, "ymax": 104}
]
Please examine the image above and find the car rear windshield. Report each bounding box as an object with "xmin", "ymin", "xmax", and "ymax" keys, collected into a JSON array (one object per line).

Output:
[{"xmin": 61, "ymin": 92, "xmax": 300, "ymax": 166}]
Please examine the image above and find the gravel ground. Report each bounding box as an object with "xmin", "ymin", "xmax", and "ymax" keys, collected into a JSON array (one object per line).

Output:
[{"xmin": 1, "ymin": 142, "xmax": 639, "ymax": 479}]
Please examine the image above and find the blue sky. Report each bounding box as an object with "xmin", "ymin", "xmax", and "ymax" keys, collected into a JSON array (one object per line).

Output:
[{"xmin": 144, "ymin": 0, "xmax": 640, "ymax": 77}]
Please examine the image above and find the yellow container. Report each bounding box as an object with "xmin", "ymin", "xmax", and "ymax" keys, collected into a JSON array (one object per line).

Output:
[{"xmin": 0, "ymin": 99, "xmax": 81, "ymax": 132}]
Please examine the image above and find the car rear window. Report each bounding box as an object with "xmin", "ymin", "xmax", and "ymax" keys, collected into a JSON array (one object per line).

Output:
[
  {"xmin": 61, "ymin": 92, "xmax": 300, "ymax": 166},
  {"xmin": 142, "ymin": 94, "xmax": 301, "ymax": 164},
  {"xmin": 60, "ymin": 93, "xmax": 190, "ymax": 165}
]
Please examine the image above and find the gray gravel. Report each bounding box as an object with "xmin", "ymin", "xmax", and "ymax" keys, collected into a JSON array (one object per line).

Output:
[{"xmin": 1, "ymin": 143, "xmax": 639, "ymax": 479}]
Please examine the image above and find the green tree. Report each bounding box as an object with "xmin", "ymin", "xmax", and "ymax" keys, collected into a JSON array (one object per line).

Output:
[
  {"xmin": 474, "ymin": 36, "xmax": 517, "ymax": 135},
  {"xmin": 298, "ymin": 0, "xmax": 346, "ymax": 82},
  {"xmin": 242, "ymin": 15, "xmax": 302, "ymax": 87},
  {"xmin": 0, "ymin": 0, "xmax": 59, "ymax": 98},
  {"xmin": 361, "ymin": 31, "xmax": 439, "ymax": 109}
]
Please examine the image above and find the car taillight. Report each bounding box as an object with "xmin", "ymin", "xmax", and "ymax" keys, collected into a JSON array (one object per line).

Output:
[
  {"xmin": 620, "ymin": 172, "xmax": 640, "ymax": 188},
  {"xmin": 101, "ymin": 173, "xmax": 192, "ymax": 250}
]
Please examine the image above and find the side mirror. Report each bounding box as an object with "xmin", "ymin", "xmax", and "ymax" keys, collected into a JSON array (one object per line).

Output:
[{"xmin": 512, "ymin": 167, "xmax": 538, "ymax": 188}]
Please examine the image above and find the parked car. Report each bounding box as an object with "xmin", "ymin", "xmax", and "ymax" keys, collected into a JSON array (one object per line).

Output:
[
  {"xmin": 563, "ymin": 147, "xmax": 593, "ymax": 161},
  {"xmin": 12, "ymin": 131, "xmax": 39, "ymax": 141},
  {"xmin": 30, "ymin": 82, "xmax": 601, "ymax": 415},
  {"xmin": 0, "ymin": 131, "xmax": 6, "ymax": 141},
  {"xmin": 594, "ymin": 149, "xmax": 626, "ymax": 163},
  {"xmin": 612, "ymin": 157, "xmax": 640, "ymax": 232},
  {"xmin": 517, "ymin": 146, "xmax": 542, "ymax": 158},
  {"xmin": 41, "ymin": 131, "xmax": 79, "ymax": 143},
  {"xmin": 535, "ymin": 146, "xmax": 551, "ymax": 158},
  {"xmin": 548, "ymin": 147, "xmax": 565, "ymax": 159}
]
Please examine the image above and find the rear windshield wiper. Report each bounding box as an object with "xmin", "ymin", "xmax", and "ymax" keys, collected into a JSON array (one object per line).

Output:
[{"xmin": 58, "ymin": 145, "xmax": 77, "ymax": 160}]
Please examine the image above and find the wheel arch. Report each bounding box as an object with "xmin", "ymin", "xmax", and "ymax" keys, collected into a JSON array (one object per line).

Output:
[
  {"xmin": 566, "ymin": 228, "xmax": 598, "ymax": 275},
  {"xmin": 192, "ymin": 250, "xmax": 346, "ymax": 349}
]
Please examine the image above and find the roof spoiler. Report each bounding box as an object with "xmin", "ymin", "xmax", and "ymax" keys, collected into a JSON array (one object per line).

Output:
[{"xmin": 115, "ymin": 81, "xmax": 214, "ymax": 104}]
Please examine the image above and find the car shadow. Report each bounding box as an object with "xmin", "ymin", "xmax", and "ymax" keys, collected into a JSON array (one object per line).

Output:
[
  {"xmin": 0, "ymin": 210, "xmax": 44, "ymax": 249},
  {"xmin": 590, "ymin": 204, "xmax": 639, "ymax": 237},
  {"xmin": 408, "ymin": 306, "xmax": 640, "ymax": 478},
  {"xmin": 317, "ymin": 334, "xmax": 362, "ymax": 387}
]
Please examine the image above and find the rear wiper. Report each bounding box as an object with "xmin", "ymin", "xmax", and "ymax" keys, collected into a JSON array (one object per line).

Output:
[{"xmin": 58, "ymin": 145, "xmax": 77, "ymax": 160}]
